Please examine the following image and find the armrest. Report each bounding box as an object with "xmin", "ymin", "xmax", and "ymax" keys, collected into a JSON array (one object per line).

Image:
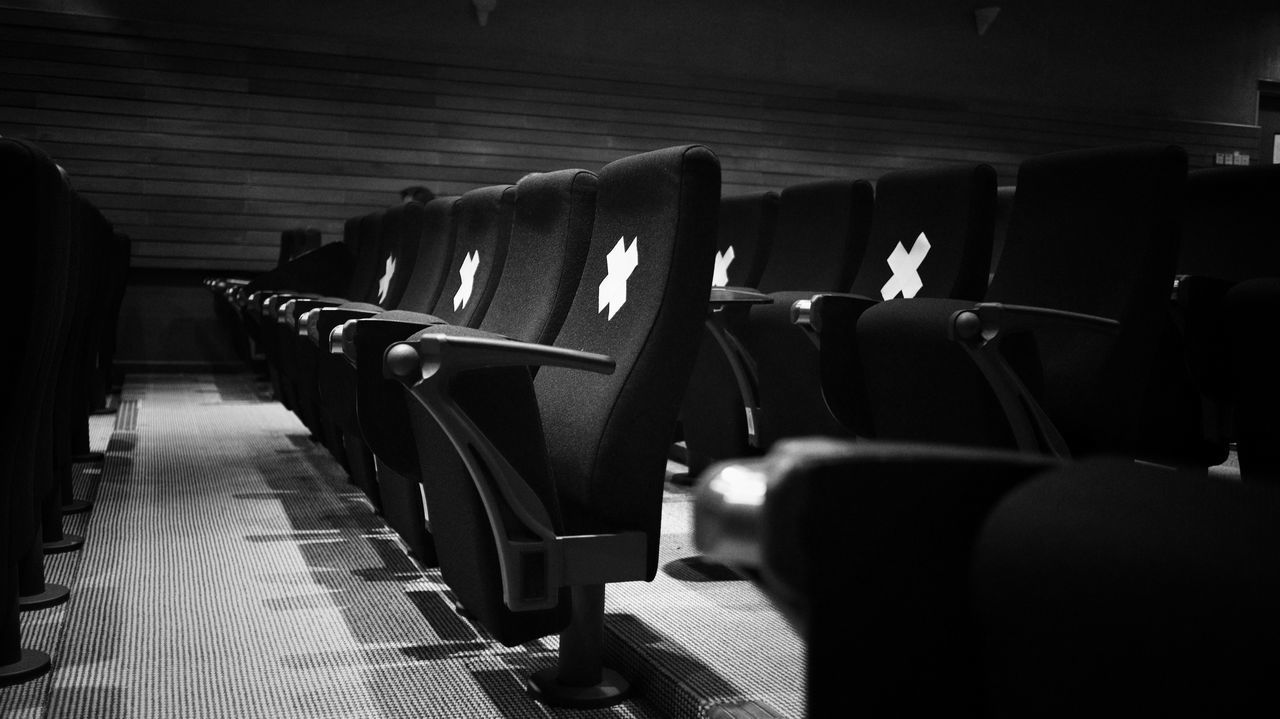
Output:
[
  {"xmin": 341, "ymin": 315, "xmax": 442, "ymax": 365},
  {"xmin": 948, "ymin": 302, "xmax": 1120, "ymax": 457},
  {"xmin": 791, "ymin": 292, "xmax": 879, "ymax": 349},
  {"xmin": 278, "ymin": 297, "xmax": 342, "ymax": 329},
  {"xmin": 348, "ymin": 317, "xmax": 449, "ymax": 477},
  {"xmin": 297, "ymin": 306, "xmax": 379, "ymax": 346},
  {"xmin": 709, "ymin": 286, "xmax": 774, "ymax": 309},
  {"xmin": 386, "ymin": 333, "xmax": 643, "ymax": 612},
  {"xmin": 385, "ymin": 334, "xmax": 616, "ymax": 381},
  {"xmin": 694, "ymin": 437, "xmax": 1057, "ymax": 637}
]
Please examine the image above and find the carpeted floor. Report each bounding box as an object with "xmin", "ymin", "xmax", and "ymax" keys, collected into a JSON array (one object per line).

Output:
[{"xmin": 0, "ymin": 374, "xmax": 805, "ymax": 719}]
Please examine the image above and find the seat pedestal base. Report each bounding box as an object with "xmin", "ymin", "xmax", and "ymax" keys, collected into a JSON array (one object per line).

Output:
[
  {"xmin": 43, "ymin": 534, "xmax": 84, "ymax": 554},
  {"xmin": 526, "ymin": 667, "xmax": 631, "ymax": 709},
  {"xmin": 19, "ymin": 583, "xmax": 69, "ymax": 611},
  {"xmin": 0, "ymin": 649, "xmax": 51, "ymax": 687}
]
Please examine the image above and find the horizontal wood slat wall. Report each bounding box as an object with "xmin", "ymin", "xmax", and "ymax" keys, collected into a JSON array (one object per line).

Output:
[{"xmin": 0, "ymin": 7, "xmax": 1259, "ymax": 272}]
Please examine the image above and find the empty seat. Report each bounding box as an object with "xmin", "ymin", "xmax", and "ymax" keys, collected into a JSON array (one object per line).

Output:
[
  {"xmin": 1, "ymin": 136, "xmax": 76, "ymax": 684},
  {"xmin": 338, "ymin": 174, "xmax": 596, "ymax": 561},
  {"xmin": 1223, "ymin": 277, "xmax": 1280, "ymax": 481},
  {"xmin": 783, "ymin": 163, "xmax": 996, "ymax": 438},
  {"xmin": 313, "ymin": 186, "xmax": 511, "ymax": 515},
  {"xmin": 1174, "ymin": 164, "xmax": 1280, "ymax": 480},
  {"xmin": 693, "ymin": 438, "xmax": 1053, "ymax": 716},
  {"xmin": 382, "ymin": 144, "xmax": 719, "ymax": 707},
  {"xmin": 858, "ymin": 144, "xmax": 1203, "ymax": 465},
  {"xmin": 681, "ymin": 179, "xmax": 873, "ymax": 475},
  {"xmin": 973, "ymin": 458, "xmax": 1280, "ymax": 715}
]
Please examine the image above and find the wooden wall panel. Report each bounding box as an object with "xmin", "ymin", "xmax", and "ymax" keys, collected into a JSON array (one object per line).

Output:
[{"xmin": 0, "ymin": 6, "xmax": 1259, "ymax": 272}]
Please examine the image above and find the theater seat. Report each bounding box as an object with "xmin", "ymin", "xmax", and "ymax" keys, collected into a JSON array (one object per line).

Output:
[
  {"xmin": 694, "ymin": 439, "xmax": 1053, "ymax": 715},
  {"xmin": 338, "ymin": 172, "xmax": 595, "ymax": 561},
  {"xmin": 857, "ymin": 144, "xmax": 1202, "ymax": 465},
  {"xmin": 785, "ymin": 163, "xmax": 996, "ymax": 438},
  {"xmin": 1174, "ymin": 164, "xmax": 1280, "ymax": 480},
  {"xmin": 681, "ymin": 179, "xmax": 872, "ymax": 475},
  {"xmin": 973, "ymin": 458, "xmax": 1280, "ymax": 716},
  {"xmin": 1, "ymin": 137, "xmax": 73, "ymax": 684},
  {"xmin": 693, "ymin": 438, "xmax": 1280, "ymax": 716},
  {"xmin": 312, "ymin": 186, "xmax": 511, "ymax": 516},
  {"xmin": 1223, "ymin": 277, "xmax": 1280, "ymax": 482},
  {"xmin": 382, "ymin": 144, "xmax": 719, "ymax": 707}
]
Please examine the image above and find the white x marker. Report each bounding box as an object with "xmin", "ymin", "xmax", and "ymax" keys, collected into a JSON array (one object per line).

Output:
[
  {"xmin": 377, "ymin": 255, "xmax": 396, "ymax": 303},
  {"xmin": 712, "ymin": 245, "xmax": 735, "ymax": 287},
  {"xmin": 453, "ymin": 250, "xmax": 480, "ymax": 311},
  {"xmin": 598, "ymin": 236, "xmax": 638, "ymax": 320},
  {"xmin": 880, "ymin": 232, "xmax": 931, "ymax": 300}
]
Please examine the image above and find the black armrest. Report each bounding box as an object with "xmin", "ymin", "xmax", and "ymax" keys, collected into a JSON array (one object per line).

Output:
[
  {"xmin": 298, "ymin": 306, "xmax": 379, "ymax": 346},
  {"xmin": 348, "ymin": 317, "xmax": 449, "ymax": 477},
  {"xmin": 694, "ymin": 437, "xmax": 1057, "ymax": 698},
  {"xmin": 791, "ymin": 292, "xmax": 879, "ymax": 348},
  {"xmin": 278, "ymin": 297, "xmax": 343, "ymax": 330},
  {"xmin": 709, "ymin": 285, "xmax": 773, "ymax": 309},
  {"xmin": 386, "ymin": 333, "xmax": 646, "ymax": 612},
  {"xmin": 948, "ymin": 302, "xmax": 1120, "ymax": 457}
]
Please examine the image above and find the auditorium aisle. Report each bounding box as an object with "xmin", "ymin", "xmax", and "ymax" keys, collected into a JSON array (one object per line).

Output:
[{"xmin": 0, "ymin": 374, "xmax": 803, "ymax": 719}]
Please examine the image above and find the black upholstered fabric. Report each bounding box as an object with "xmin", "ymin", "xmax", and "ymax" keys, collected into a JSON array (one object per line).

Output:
[
  {"xmin": 735, "ymin": 439, "xmax": 1053, "ymax": 717},
  {"xmin": 401, "ymin": 145, "xmax": 718, "ymax": 647},
  {"xmin": 973, "ymin": 458, "xmax": 1280, "ymax": 715},
  {"xmin": 1179, "ymin": 164, "xmax": 1280, "ymax": 281},
  {"xmin": 426, "ymin": 185, "xmax": 515, "ymax": 326},
  {"xmin": 755, "ymin": 179, "xmax": 873, "ymax": 294},
  {"xmin": 681, "ymin": 179, "xmax": 872, "ymax": 474},
  {"xmin": 536, "ymin": 146, "xmax": 719, "ymax": 566},
  {"xmin": 359, "ymin": 172, "xmax": 598, "ymax": 564},
  {"xmin": 1225, "ymin": 277, "xmax": 1280, "ymax": 482},
  {"xmin": 1, "ymin": 137, "xmax": 73, "ymax": 672},
  {"xmin": 848, "ymin": 164, "xmax": 995, "ymax": 303},
  {"xmin": 860, "ymin": 145, "xmax": 1191, "ymax": 460},
  {"xmin": 714, "ymin": 191, "xmax": 778, "ymax": 288}
]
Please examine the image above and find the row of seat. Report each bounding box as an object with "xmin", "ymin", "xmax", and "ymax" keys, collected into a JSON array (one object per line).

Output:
[
  {"xmin": 682, "ymin": 150, "xmax": 1278, "ymax": 480},
  {"xmin": 693, "ymin": 152, "xmax": 1280, "ymax": 715},
  {"xmin": 1, "ymin": 136, "xmax": 132, "ymax": 685},
  {"xmin": 207, "ymin": 141, "xmax": 1278, "ymax": 711},
  {"xmin": 208, "ymin": 145, "xmax": 718, "ymax": 707}
]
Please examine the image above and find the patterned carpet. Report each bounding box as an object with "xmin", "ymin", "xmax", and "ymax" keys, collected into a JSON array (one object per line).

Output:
[{"xmin": 0, "ymin": 374, "xmax": 804, "ymax": 719}]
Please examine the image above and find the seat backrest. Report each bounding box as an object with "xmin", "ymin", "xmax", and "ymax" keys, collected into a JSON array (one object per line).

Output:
[
  {"xmin": 384, "ymin": 196, "xmax": 459, "ymax": 313},
  {"xmin": 850, "ymin": 164, "xmax": 996, "ymax": 302},
  {"xmin": 990, "ymin": 143, "xmax": 1188, "ymax": 454},
  {"xmin": 427, "ymin": 185, "xmax": 515, "ymax": 327},
  {"xmin": 713, "ymin": 191, "xmax": 778, "ymax": 288},
  {"xmin": 1179, "ymin": 164, "xmax": 1280, "ymax": 280},
  {"xmin": 535, "ymin": 144, "xmax": 720, "ymax": 570},
  {"xmin": 355, "ymin": 205, "xmax": 421, "ymax": 307},
  {"xmin": 343, "ymin": 209, "xmax": 387, "ymax": 302},
  {"xmin": 755, "ymin": 179, "xmax": 873, "ymax": 293},
  {"xmin": 478, "ymin": 169, "xmax": 598, "ymax": 343},
  {"xmin": 1, "ymin": 137, "xmax": 74, "ymax": 552},
  {"xmin": 277, "ymin": 227, "xmax": 322, "ymax": 267}
]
